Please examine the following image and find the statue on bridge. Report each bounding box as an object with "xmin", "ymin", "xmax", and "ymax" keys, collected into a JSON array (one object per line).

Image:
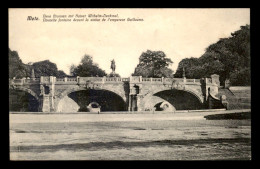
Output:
[{"xmin": 111, "ymin": 59, "xmax": 116, "ymax": 75}]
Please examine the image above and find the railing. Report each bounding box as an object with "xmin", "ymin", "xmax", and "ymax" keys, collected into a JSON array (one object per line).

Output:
[
  {"xmin": 9, "ymin": 76, "xmax": 204, "ymax": 85},
  {"xmin": 142, "ymin": 78, "xmax": 163, "ymax": 83},
  {"xmin": 104, "ymin": 77, "xmax": 130, "ymax": 82},
  {"xmin": 105, "ymin": 77, "xmax": 118, "ymax": 81},
  {"xmin": 55, "ymin": 77, "xmax": 78, "ymax": 84},
  {"xmin": 186, "ymin": 79, "xmax": 195, "ymax": 83},
  {"xmin": 141, "ymin": 77, "xmax": 200, "ymax": 84},
  {"xmin": 67, "ymin": 78, "xmax": 77, "ymax": 81},
  {"xmin": 13, "ymin": 79, "xmax": 23, "ymax": 83},
  {"xmin": 56, "ymin": 78, "xmax": 65, "ymax": 82},
  {"xmin": 163, "ymin": 78, "xmax": 173, "ymax": 83},
  {"xmin": 10, "ymin": 78, "xmax": 40, "ymax": 85},
  {"xmin": 92, "ymin": 77, "xmax": 103, "ymax": 82},
  {"xmin": 152, "ymin": 78, "xmax": 162, "ymax": 82},
  {"xmin": 171, "ymin": 78, "xmax": 184, "ymax": 83},
  {"xmin": 79, "ymin": 77, "xmax": 103, "ymax": 81},
  {"xmin": 142, "ymin": 78, "xmax": 151, "ymax": 82},
  {"xmin": 121, "ymin": 78, "xmax": 129, "ymax": 82}
]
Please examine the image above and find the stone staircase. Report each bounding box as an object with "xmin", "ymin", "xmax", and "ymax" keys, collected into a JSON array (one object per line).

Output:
[{"xmin": 217, "ymin": 87, "xmax": 251, "ymax": 110}]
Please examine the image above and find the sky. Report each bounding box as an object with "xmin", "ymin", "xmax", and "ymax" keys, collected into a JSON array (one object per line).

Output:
[{"xmin": 9, "ymin": 8, "xmax": 250, "ymax": 77}]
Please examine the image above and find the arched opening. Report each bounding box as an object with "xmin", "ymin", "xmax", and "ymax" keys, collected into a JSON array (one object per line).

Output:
[
  {"xmin": 87, "ymin": 102, "xmax": 101, "ymax": 113},
  {"xmin": 154, "ymin": 101, "xmax": 176, "ymax": 111},
  {"xmin": 43, "ymin": 85, "xmax": 50, "ymax": 94},
  {"xmin": 153, "ymin": 89, "xmax": 203, "ymax": 110},
  {"xmin": 58, "ymin": 89, "xmax": 126, "ymax": 112},
  {"xmin": 9, "ymin": 89, "xmax": 39, "ymax": 112},
  {"xmin": 133, "ymin": 85, "xmax": 139, "ymax": 94}
]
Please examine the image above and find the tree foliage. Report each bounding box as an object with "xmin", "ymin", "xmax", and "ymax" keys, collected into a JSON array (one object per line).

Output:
[
  {"xmin": 69, "ymin": 64, "xmax": 77, "ymax": 76},
  {"xmin": 9, "ymin": 48, "xmax": 67, "ymax": 78},
  {"xmin": 9, "ymin": 48, "xmax": 30, "ymax": 78},
  {"xmin": 72, "ymin": 55, "xmax": 107, "ymax": 77},
  {"xmin": 32, "ymin": 60, "xmax": 67, "ymax": 78},
  {"xmin": 132, "ymin": 50, "xmax": 174, "ymax": 78},
  {"xmin": 175, "ymin": 25, "xmax": 250, "ymax": 86}
]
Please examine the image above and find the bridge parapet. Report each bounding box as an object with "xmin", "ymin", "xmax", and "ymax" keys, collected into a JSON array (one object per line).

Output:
[
  {"xmin": 9, "ymin": 78, "xmax": 40, "ymax": 85},
  {"xmin": 9, "ymin": 76, "xmax": 205, "ymax": 86},
  {"xmin": 55, "ymin": 77, "xmax": 77, "ymax": 84},
  {"xmin": 9, "ymin": 76, "xmax": 216, "ymax": 87},
  {"xmin": 55, "ymin": 76, "xmax": 130, "ymax": 85},
  {"xmin": 139, "ymin": 77, "xmax": 201, "ymax": 85},
  {"xmin": 78, "ymin": 77, "xmax": 103, "ymax": 84},
  {"xmin": 102, "ymin": 77, "xmax": 129, "ymax": 82}
]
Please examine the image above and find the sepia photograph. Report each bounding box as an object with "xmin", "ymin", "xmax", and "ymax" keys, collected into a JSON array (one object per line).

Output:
[{"xmin": 9, "ymin": 8, "xmax": 251, "ymax": 160}]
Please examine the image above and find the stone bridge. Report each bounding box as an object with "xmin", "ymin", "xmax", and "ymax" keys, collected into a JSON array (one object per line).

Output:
[{"xmin": 9, "ymin": 74, "xmax": 228, "ymax": 112}]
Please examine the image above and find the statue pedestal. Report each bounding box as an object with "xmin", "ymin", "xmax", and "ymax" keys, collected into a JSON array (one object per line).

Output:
[{"xmin": 110, "ymin": 71, "xmax": 116, "ymax": 77}]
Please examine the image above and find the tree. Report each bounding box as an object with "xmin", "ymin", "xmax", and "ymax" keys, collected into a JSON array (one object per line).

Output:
[
  {"xmin": 175, "ymin": 57, "xmax": 200, "ymax": 78},
  {"xmin": 229, "ymin": 67, "xmax": 250, "ymax": 86},
  {"xmin": 175, "ymin": 25, "xmax": 250, "ymax": 86},
  {"xmin": 9, "ymin": 48, "xmax": 68, "ymax": 78},
  {"xmin": 9, "ymin": 48, "xmax": 30, "ymax": 79},
  {"xmin": 69, "ymin": 64, "xmax": 77, "ymax": 76},
  {"xmin": 206, "ymin": 25, "xmax": 250, "ymax": 85},
  {"xmin": 57, "ymin": 70, "xmax": 67, "ymax": 78},
  {"xmin": 72, "ymin": 55, "xmax": 107, "ymax": 77},
  {"xmin": 132, "ymin": 50, "xmax": 174, "ymax": 78},
  {"xmin": 175, "ymin": 55, "xmax": 225, "ymax": 79},
  {"xmin": 31, "ymin": 60, "xmax": 67, "ymax": 78}
]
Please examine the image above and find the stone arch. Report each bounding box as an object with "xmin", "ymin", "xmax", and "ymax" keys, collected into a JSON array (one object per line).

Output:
[
  {"xmin": 55, "ymin": 87, "xmax": 87, "ymax": 112},
  {"xmin": 100, "ymin": 86, "xmax": 127, "ymax": 102},
  {"xmin": 147, "ymin": 87, "xmax": 203, "ymax": 104},
  {"xmin": 177, "ymin": 88, "xmax": 203, "ymax": 103},
  {"xmin": 142, "ymin": 88, "xmax": 204, "ymax": 111},
  {"xmin": 55, "ymin": 87, "xmax": 127, "ymax": 112},
  {"xmin": 56, "ymin": 87, "xmax": 83, "ymax": 101},
  {"xmin": 9, "ymin": 86, "xmax": 40, "ymax": 112},
  {"xmin": 9, "ymin": 86, "xmax": 40, "ymax": 102}
]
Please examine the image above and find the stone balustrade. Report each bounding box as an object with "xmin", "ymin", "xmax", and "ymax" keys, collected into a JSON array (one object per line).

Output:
[
  {"xmin": 121, "ymin": 78, "xmax": 129, "ymax": 82},
  {"xmin": 141, "ymin": 77, "xmax": 201, "ymax": 84},
  {"xmin": 9, "ymin": 78, "xmax": 40, "ymax": 85},
  {"xmin": 9, "ymin": 76, "xmax": 211, "ymax": 85}
]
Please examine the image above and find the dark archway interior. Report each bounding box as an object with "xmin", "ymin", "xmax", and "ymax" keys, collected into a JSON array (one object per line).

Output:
[
  {"xmin": 68, "ymin": 89, "xmax": 126, "ymax": 112},
  {"xmin": 9, "ymin": 89, "xmax": 39, "ymax": 112},
  {"xmin": 154, "ymin": 102, "xmax": 164, "ymax": 111},
  {"xmin": 154, "ymin": 90, "xmax": 203, "ymax": 110}
]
